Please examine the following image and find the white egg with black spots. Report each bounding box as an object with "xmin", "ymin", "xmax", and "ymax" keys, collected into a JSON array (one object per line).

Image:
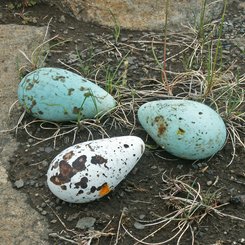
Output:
[
  {"xmin": 138, "ymin": 100, "xmax": 226, "ymax": 160},
  {"xmin": 47, "ymin": 136, "xmax": 145, "ymax": 203}
]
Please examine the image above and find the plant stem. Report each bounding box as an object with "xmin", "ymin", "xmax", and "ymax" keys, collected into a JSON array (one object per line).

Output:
[
  {"xmin": 199, "ymin": 0, "xmax": 207, "ymax": 43},
  {"xmin": 162, "ymin": 0, "xmax": 169, "ymax": 84},
  {"xmin": 205, "ymin": 0, "xmax": 227, "ymax": 96}
]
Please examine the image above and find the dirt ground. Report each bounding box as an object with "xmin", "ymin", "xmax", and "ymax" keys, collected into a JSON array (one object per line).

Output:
[{"xmin": 0, "ymin": 1, "xmax": 245, "ymax": 245}]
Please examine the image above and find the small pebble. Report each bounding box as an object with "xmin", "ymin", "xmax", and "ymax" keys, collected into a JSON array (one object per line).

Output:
[
  {"xmin": 41, "ymin": 160, "xmax": 49, "ymax": 168},
  {"xmin": 14, "ymin": 179, "xmax": 24, "ymax": 189},
  {"xmin": 67, "ymin": 213, "xmax": 80, "ymax": 222},
  {"xmin": 139, "ymin": 214, "xmax": 146, "ymax": 220},
  {"xmin": 50, "ymin": 219, "xmax": 58, "ymax": 224},
  {"xmin": 133, "ymin": 221, "xmax": 145, "ymax": 230},
  {"xmin": 44, "ymin": 147, "xmax": 53, "ymax": 153},
  {"xmin": 206, "ymin": 180, "xmax": 213, "ymax": 186},
  {"xmin": 76, "ymin": 217, "xmax": 96, "ymax": 230},
  {"xmin": 41, "ymin": 202, "xmax": 47, "ymax": 208},
  {"xmin": 58, "ymin": 15, "xmax": 66, "ymax": 23}
]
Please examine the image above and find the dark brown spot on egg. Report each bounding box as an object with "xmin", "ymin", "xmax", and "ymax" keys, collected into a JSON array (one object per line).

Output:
[
  {"xmin": 68, "ymin": 88, "xmax": 75, "ymax": 95},
  {"xmin": 26, "ymin": 83, "xmax": 34, "ymax": 90},
  {"xmin": 74, "ymin": 177, "xmax": 88, "ymax": 189},
  {"xmin": 29, "ymin": 99, "xmax": 37, "ymax": 112},
  {"xmin": 73, "ymin": 106, "xmax": 81, "ymax": 114},
  {"xmin": 124, "ymin": 144, "xmax": 129, "ymax": 148},
  {"xmin": 177, "ymin": 128, "xmax": 185, "ymax": 135},
  {"xmin": 91, "ymin": 155, "xmax": 108, "ymax": 165},
  {"xmin": 50, "ymin": 160, "xmax": 74, "ymax": 186},
  {"xmin": 50, "ymin": 156, "xmax": 88, "ymax": 187},
  {"xmin": 72, "ymin": 155, "xmax": 87, "ymax": 171},
  {"xmin": 52, "ymin": 75, "xmax": 66, "ymax": 82},
  {"xmin": 63, "ymin": 151, "xmax": 75, "ymax": 161},
  {"xmin": 154, "ymin": 116, "xmax": 167, "ymax": 136},
  {"xmin": 59, "ymin": 160, "xmax": 74, "ymax": 179},
  {"xmin": 61, "ymin": 185, "xmax": 67, "ymax": 190},
  {"xmin": 50, "ymin": 176, "xmax": 63, "ymax": 185}
]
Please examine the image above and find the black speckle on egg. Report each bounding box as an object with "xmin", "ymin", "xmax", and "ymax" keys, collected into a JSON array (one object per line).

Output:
[
  {"xmin": 68, "ymin": 88, "xmax": 75, "ymax": 95},
  {"xmin": 51, "ymin": 161, "xmax": 59, "ymax": 170},
  {"xmin": 74, "ymin": 177, "xmax": 88, "ymax": 189},
  {"xmin": 124, "ymin": 144, "xmax": 129, "ymax": 148},
  {"xmin": 76, "ymin": 190, "xmax": 84, "ymax": 196},
  {"xmin": 90, "ymin": 186, "xmax": 96, "ymax": 193},
  {"xmin": 52, "ymin": 75, "xmax": 66, "ymax": 82}
]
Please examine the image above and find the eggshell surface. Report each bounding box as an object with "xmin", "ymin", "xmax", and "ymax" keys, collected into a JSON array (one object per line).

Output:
[
  {"xmin": 138, "ymin": 100, "xmax": 226, "ymax": 160},
  {"xmin": 47, "ymin": 136, "xmax": 145, "ymax": 203},
  {"xmin": 18, "ymin": 67, "xmax": 116, "ymax": 121}
]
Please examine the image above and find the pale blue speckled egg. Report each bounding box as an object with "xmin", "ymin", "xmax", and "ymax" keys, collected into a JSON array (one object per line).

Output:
[
  {"xmin": 138, "ymin": 100, "xmax": 227, "ymax": 160},
  {"xmin": 18, "ymin": 67, "xmax": 116, "ymax": 121}
]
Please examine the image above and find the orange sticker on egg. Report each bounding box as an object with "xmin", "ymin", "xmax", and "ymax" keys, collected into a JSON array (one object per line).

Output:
[{"xmin": 99, "ymin": 183, "xmax": 111, "ymax": 197}]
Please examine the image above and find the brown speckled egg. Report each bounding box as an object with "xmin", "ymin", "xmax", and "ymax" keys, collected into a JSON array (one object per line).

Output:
[{"xmin": 47, "ymin": 136, "xmax": 145, "ymax": 203}]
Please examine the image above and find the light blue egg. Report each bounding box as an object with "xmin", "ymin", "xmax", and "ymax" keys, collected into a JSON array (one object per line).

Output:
[
  {"xmin": 18, "ymin": 67, "xmax": 116, "ymax": 122},
  {"xmin": 138, "ymin": 100, "xmax": 227, "ymax": 160}
]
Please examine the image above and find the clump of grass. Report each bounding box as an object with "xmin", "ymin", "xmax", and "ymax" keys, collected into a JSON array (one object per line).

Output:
[
  {"xmin": 104, "ymin": 51, "xmax": 130, "ymax": 95},
  {"xmin": 75, "ymin": 45, "xmax": 95, "ymax": 77},
  {"xmin": 109, "ymin": 9, "xmax": 121, "ymax": 44},
  {"xmin": 203, "ymin": 0, "xmax": 228, "ymax": 97},
  {"xmin": 18, "ymin": 18, "xmax": 71, "ymax": 73},
  {"xmin": 7, "ymin": 0, "xmax": 39, "ymax": 10},
  {"xmin": 122, "ymin": 172, "xmax": 245, "ymax": 245}
]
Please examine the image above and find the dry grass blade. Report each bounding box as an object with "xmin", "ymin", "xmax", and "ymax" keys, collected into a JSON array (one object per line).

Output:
[{"xmin": 121, "ymin": 172, "xmax": 245, "ymax": 245}]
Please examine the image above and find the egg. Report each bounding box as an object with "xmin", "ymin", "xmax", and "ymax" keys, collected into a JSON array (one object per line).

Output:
[
  {"xmin": 47, "ymin": 136, "xmax": 145, "ymax": 203},
  {"xmin": 18, "ymin": 67, "xmax": 116, "ymax": 121},
  {"xmin": 138, "ymin": 100, "xmax": 226, "ymax": 160}
]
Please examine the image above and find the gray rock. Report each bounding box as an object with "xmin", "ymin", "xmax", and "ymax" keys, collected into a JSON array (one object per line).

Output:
[
  {"xmin": 139, "ymin": 214, "xmax": 146, "ymax": 220},
  {"xmin": 58, "ymin": 15, "xmax": 66, "ymax": 23},
  {"xmin": 0, "ymin": 24, "xmax": 49, "ymax": 245},
  {"xmin": 47, "ymin": 0, "xmax": 223, "ymax": 31},
  {"xmin": 44, "ymin": 146, "xmax": 53, "ymax": 153},
  {"xmin": 76, "ymin": 217, "xmax": 96, "ymax": 230},
  {"xmin": 14, "ymin": 179, "xmax": 24, "ymax": 188},
  {"xmin": 67, "ymin": 212, "xmax": 80, "ymax": 222},
  {"xmin": 133, "ymin": 221, "xmax": 145, "ymax": 230}
]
